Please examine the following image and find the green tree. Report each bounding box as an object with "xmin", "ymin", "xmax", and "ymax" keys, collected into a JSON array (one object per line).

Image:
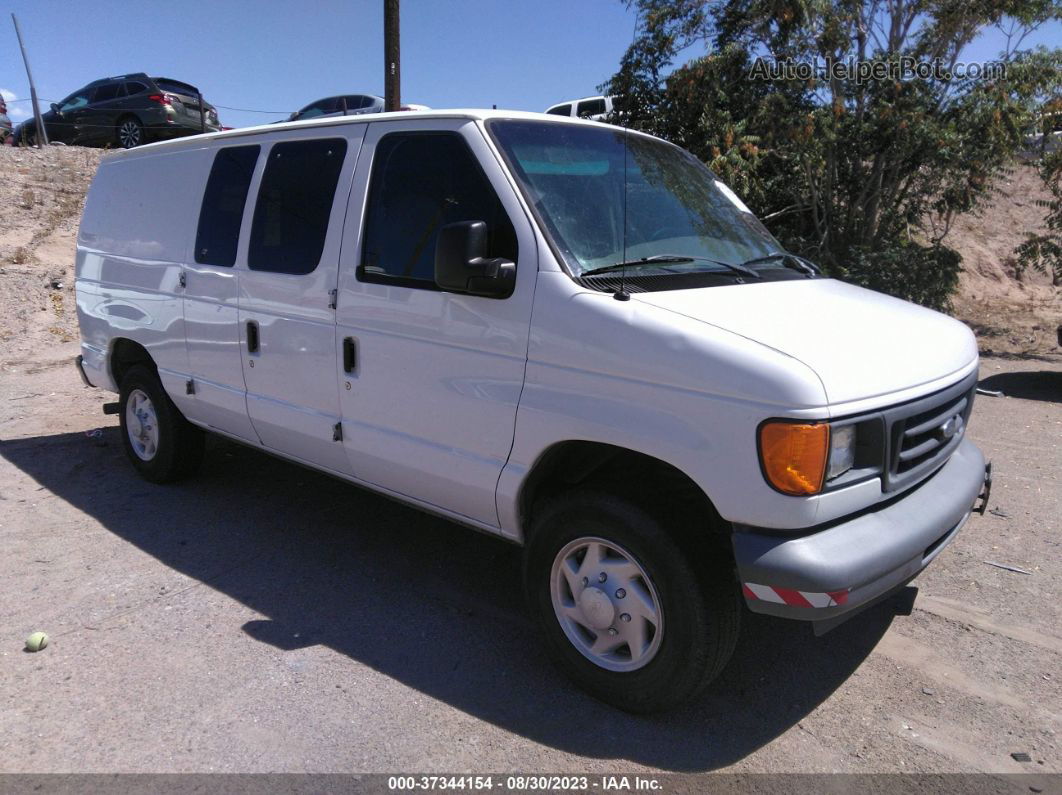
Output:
[
  {"xmin": 604, "ymin": 0, "xmax": 1062, "ymax": 309},
  {"xmin": 1012, "ymin": 48, "xmax": 1062, "ymax": 284},
  {"xmin": 1016, "ymin": 148, "xmax": 1062, "ymax": 284}
]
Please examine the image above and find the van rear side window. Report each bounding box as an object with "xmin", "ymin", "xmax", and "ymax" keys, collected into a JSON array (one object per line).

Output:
[
  {"xmin": 195, "ymin": 145, "xmax": 260, "ymax": 267},
  {"xmin": 249, "ymin": 138, "xmax": 347, "ymax": 275}
]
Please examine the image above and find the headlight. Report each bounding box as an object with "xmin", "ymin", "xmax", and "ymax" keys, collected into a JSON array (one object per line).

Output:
[
  {"xmin": 758, "ymin": 421, "xmax": 829, "ymax": 495},
  {"xmin": 827, "ymin": 424, "xmax": 856, "ymax": 481},
  {"xmin": 759, "ymin": 421, "xmax": 858, "ymax": 495}
]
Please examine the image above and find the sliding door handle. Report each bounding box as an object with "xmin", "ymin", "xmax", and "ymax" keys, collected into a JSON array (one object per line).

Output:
[
  {"xmin": 246, "ymin": 321, "xmax": 259, "ymax": 353},
  {"xmin": 342, "ymin": 337, "xmax": 357, "ymax": 373}
]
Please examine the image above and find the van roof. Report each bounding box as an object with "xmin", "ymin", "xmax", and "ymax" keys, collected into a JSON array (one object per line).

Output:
[{"xmin": 102, "ymin": 108, "xmax": 656, "ymax": 161}]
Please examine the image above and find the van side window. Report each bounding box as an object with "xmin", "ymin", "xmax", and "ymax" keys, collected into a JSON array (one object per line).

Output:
[
  {"xmin": 194, "ymin": 145, "xmax": 260, "ymax": 267},
  {"xmin": 249, "ymin": 138, "xmax": 347, "ymax": 275},
  {"xmin": 359, "ymin": 132, "xmax": 517, "ymax": 288},
  {"xmin": 547, "ymin": 104, "xmax": 572, "ymax": 116}
]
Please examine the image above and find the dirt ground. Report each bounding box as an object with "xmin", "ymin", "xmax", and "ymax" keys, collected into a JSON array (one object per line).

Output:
[{"xmin": 0, "ymin": 145, "xmax": 1059, "ymax": 780}]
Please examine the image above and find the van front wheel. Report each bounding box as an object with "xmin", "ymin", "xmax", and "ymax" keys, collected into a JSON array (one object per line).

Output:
[
  {"xmin": 524, "ymin": 491, "xmax": 739, "ymax": 713},
  {"xmin": 118, "ymin": 366, "xmax": 203, "ymax": 483}
]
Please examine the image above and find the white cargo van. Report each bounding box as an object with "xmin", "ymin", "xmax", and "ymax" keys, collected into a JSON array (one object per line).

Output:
[{"xmin": 75, "ymin": 110, "xmax": 991, "ymax": 712}]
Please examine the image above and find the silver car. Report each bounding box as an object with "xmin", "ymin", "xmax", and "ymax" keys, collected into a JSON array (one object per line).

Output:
[{"xmin": 287, "ymin": 95, "xmax": 385, "ymax": 121}]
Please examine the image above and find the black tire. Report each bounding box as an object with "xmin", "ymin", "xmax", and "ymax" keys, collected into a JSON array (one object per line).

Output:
[
  {"xmin": 524, "ymin": 490, "xmax": 740, "ymax": 713},
  {"xmin": 118, "ymin": 365, "xmax": 204, "ymax": 483},
  {"xmin": 116, "ymin": 116, "xmax": 144, "ymax": 149}
]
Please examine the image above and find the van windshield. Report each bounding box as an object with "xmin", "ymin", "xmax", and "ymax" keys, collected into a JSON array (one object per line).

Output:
[{"xmin": 488, "ymin": 120, "xmax": 782, "ymax": 278}]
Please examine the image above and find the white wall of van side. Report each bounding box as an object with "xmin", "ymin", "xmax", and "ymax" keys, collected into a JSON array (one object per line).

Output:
[{"xmin": 76, "ymin": 147, "xmax": 211, "ymax": 393}]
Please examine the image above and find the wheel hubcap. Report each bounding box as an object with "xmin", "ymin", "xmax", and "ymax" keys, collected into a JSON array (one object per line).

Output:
[
  {"xmin": 550, "ymin": 536, "xmax": 664, "ymax": 672},
  {"xmin": 119, "ymin": 122, "xmax": 140, "ymax": 148},
  {"xmin": 577, "ymin": 587, "xmax": 616, "ymax": 629},
  {"xmin": 125, "ymin": 389, "xmax": 159, "ymax": 461}
]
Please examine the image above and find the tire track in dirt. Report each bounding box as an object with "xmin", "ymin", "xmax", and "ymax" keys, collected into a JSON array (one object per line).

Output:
[
  {"xmin": 917, "ymin": 594, "xmax": 1062, "ymax": 655},
  {"xmin": 875, "ymin": 631, "xmax": 1059, "ymax": 722}
]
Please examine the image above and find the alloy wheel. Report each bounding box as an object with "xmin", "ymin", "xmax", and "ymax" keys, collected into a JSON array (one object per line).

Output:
[{"xmin": 119, "ymin": 120, "xmax": 141, "ymax": 148}]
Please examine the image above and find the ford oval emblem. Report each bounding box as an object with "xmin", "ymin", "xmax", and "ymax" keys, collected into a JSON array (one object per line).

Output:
[{"xmin": 939, "ymin": 416, "xmax": 961, "ymax": 439}]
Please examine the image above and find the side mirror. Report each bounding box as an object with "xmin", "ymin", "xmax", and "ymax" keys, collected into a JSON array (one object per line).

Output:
[
  {"xmin": 50, "ymin": 103, "xmax": 61, "ymax": 115},
  {"xmin": 434, "ymin": 220, "xmax": 515, "ymax": 298}
]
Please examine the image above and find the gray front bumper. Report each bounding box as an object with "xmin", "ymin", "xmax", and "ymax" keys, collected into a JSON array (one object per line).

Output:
[{"xmin": 733, "ymin": 437, "xmax": 986, "ymax": 624}]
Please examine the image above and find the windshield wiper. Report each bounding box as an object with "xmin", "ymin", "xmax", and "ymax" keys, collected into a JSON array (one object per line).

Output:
[
  {"xmin": 581, "ymin": 254, "xmax": 760, "ymax": 279},
  {"xmin": 739, "ymin": 252, "xmax": 819, "ymax": 276}
]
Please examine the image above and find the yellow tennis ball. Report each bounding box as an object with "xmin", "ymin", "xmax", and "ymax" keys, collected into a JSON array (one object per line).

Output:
[{"xmin": 25, "ymin": 631, "xmax": 49, "ymax": 652}]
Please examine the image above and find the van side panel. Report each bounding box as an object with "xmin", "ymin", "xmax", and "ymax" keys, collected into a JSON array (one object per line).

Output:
[
  {"xmin": 496, "ymin": 273, "xmax": 833, "ymax": 538},
  {"xmin": 76, "ymin": 149, "xmax": 210, "ymax": 394}
]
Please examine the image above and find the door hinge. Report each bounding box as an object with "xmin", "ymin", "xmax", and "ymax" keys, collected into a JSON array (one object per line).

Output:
[
  {"xmin": 185, "ymin": 379, "xmax": 196, "ymax": 395},
  {"xmin": 178, "ymin": 271, "xmax": 187, "ymax": 288},
  {"xmin": 332, "ymin": 421, "xmax": 343, "ymax": 442},
  {"xmin": 328, "ymin": 288, "xmax": 338, "ymax": 309}
]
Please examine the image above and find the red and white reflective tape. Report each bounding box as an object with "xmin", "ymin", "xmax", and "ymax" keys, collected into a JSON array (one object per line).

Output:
[{"xmin": 742, "ymin": 582, "xmax": 850, "ymax": 609}]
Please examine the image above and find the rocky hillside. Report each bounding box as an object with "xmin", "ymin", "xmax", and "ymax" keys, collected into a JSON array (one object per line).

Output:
[
  {"xmin": 0, "ymin": 145, "xmax": 1057, "ymax": 363},
  {"xmin": 949, "ymin": 164, "xmax": 1059, "ymax": 355},
  {"xmin": 0, "ymin": 145, "xmax": 103, "ymax": 368}
]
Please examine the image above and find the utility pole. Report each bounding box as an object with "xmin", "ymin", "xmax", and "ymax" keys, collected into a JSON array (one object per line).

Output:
[
  {"xmin": 11, "ymin": 13, "xmax": 48, "ymax": 147},
  {"xmin": 384, "ymin": 0, "xmax": 400, "ymax": 112}
]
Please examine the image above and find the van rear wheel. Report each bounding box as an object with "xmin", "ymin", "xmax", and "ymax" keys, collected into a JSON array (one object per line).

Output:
[
  {"xmin": 524, "ymin": 491, "xmax": 740, "ymax": 713},
  {"xmin": 118, "ymin": 365, "xmax": 203, "ymax": 483}
]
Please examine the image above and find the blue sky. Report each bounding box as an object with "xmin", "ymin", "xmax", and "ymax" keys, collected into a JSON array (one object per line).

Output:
[{"xmin": 2, "ymin": 0, "xmax": 1059, "ymax": 130}]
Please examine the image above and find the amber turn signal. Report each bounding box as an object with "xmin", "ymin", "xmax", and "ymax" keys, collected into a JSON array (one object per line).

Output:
[{"xmin": 759, "ymin": 421, "xmax": 830, "ymax": 495}]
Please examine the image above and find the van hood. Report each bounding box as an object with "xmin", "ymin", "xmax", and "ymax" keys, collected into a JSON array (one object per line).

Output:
[{"xmin": 631, "ymin": 278, "xmax": 977, "ymax": 406}]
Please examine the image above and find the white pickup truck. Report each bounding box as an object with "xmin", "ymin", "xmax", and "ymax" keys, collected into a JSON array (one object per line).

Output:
[{"xmin": 74, "ymin": 110, "xmax": 991, "ymax": 712}]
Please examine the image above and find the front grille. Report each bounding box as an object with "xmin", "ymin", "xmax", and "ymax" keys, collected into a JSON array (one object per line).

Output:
[
  {"xmin": 896, "ymin": 392, "xmax": 969, "ymax": 472},
  {"xmin": 881, "ymin": 373, "xmax": 977, "ymax": 492}
]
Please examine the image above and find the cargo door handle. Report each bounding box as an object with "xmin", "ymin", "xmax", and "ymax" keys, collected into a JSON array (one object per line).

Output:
[
  {"xmin": 246, "ymin": 321, "xmax": 259, "ymax": 353},
  {"xmin": 342, "ymin": 337, "xmax": 357, "ymax": 373}
]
